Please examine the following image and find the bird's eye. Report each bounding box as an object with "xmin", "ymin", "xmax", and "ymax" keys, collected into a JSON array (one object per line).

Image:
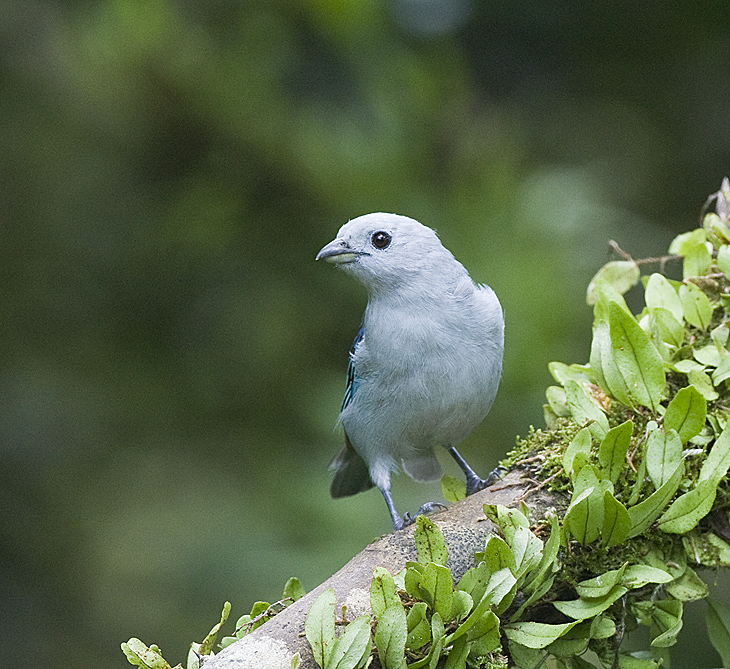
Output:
[{"xmin": 371, "ymin": 231, "xmax": 392, "ymax": 249}]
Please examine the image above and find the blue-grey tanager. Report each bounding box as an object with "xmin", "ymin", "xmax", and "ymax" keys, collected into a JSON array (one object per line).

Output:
[{"xmin": 316, "ymin": 213, "xmax": 505, "ymax": 531}]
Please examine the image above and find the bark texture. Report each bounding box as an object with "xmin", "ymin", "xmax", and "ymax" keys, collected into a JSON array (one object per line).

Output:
[{"xmin": 203, "ymin": 471, "xmax": 536, "ymax": 669}]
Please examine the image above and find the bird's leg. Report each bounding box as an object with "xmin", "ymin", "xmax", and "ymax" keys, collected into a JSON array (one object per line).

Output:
[
  {"xmin": 380, "ymin": 486, "xmax": 406, "ymax": 531},
  {"xmin": 447, "ymin": 446, "xmax": 506, "ymax": 496},
  {"xmin": 379, "ymin": 487, "xmax": 446, "ymax": 532}
]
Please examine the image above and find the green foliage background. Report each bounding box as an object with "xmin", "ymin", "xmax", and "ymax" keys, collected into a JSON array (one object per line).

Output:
[{"xmin": 2, "ymin": 2, "xmax": 730, "ymax": 667}]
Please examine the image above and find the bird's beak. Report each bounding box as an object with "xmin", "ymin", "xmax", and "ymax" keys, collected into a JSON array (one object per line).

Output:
[{"xmin": 316, "ymin": 239, "xmax": 363, "ymax": 264}]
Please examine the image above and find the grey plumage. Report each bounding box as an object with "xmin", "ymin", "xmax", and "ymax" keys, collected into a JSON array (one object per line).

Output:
[{"xmin": 317, "ymin": 213, "xmax": 505, "ymax": 530}]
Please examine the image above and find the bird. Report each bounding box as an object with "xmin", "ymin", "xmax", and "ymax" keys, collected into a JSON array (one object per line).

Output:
[{"xmin": 316, "ymin": 213, "xmax": 505, "ymax": 531}]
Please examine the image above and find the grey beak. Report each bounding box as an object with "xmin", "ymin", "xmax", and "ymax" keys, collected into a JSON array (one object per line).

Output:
[
  {"xmin": 316, "ymin": 239, "xmax": 368, "ymax": 264},
  {"xmin": 316, "ymin": 238, "xmax": 351, "ymax": 261}
]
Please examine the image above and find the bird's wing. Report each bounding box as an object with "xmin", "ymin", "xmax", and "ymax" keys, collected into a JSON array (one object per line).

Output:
[
  {"xmin": 341, "ymin": 325, "xmax": 364, "ymax": 411},
  {"xmin": 329, "ymin": 433, "xmax": 373, "ymax": 498}
]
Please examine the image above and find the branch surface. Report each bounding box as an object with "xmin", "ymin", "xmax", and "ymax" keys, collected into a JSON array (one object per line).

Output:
[{"xmin": 204, "ymin": 471, "xmax": 538, "ymax": 669}]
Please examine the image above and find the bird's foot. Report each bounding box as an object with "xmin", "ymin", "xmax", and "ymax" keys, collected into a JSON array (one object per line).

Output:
[
  {"xmin": 396, "ymin": 502, "xmax": 448, "ymax": 530},
  {"xmin": 465, "ymin": 465, "xmax": 507, "ymax": 496}
]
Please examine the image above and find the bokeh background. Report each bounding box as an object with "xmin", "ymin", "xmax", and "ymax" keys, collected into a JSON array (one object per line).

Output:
[{"xmin": 3, "ymin": 1, "xmax": 730, "ymax": 667}]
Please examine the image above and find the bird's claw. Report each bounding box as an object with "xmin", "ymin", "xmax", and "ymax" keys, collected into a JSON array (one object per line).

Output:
[
  {"xmin": 465, "ymin": 465, "xmax": 507, "ymax": 496},
  {"xmin": 398, "ymin": 502, "xmax": 448, "ymax": 530}
]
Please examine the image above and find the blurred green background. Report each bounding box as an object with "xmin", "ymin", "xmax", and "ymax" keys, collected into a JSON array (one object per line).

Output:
[{"xmin": 2, "ymin": 1, "xmax": 730, "ymax": 667}]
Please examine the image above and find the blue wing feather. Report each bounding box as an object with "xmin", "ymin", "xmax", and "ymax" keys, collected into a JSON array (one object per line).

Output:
[{"xmin": 341, "ymin": 326, "xmax": 364, "ymax": 411}]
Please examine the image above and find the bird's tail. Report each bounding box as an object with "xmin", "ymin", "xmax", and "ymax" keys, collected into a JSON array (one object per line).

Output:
[{"xmin": 329, "ymin": 435, "xmax": 374, "ymax": 498}]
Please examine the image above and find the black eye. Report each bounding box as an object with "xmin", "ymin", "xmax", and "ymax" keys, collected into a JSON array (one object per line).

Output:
[{"xmin": 371, "ymin": 231, "xmax": 392, "ymax": 249}]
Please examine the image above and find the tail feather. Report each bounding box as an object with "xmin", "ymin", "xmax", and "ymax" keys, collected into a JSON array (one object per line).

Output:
[
  {"xmin": 329, "ymin": 435, "xmax": 373, "ymax": 498},
  {"xmin": 401, "ymin": 452, "xmax": 442, "ymax": 483}
]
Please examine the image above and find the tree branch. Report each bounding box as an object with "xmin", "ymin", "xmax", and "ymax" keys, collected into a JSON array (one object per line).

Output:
[{"xmin": 203, "ymin": 471, "xmax": 547, "ymax": 669}]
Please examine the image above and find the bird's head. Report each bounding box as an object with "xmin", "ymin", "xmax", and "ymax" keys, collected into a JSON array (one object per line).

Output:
[{"xmin": 316, "ymin": 213, "xmax": 462, "ymax": 291}]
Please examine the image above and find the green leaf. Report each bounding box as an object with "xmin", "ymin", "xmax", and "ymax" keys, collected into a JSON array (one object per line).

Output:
[
  {"xmin": 442, "ymin": 634, "xmax": 469, "ymax": 669},
  {"xmin": 523, "ymin": 513, "xmax": 560, "ymax": 596},
  {"xmin": 414, "ymin": 515, "xmax": 448, "ymax": 566},
  {"xmin": 477, "ymin": 535, "xmax": 515, "ymax": 574},
  {"xmin": 656, "ymin": 480, "xmax": 717, "ymax": 533},
  {"xmin": 641, "ymin": 546, "xmax": 688, "ymax": 580},
  {"xmin": 626, "ymin": 450, "xmax": 648, "ymax": 507},
  {"xmin": 713, "ymin": 323, "xmax": 730, "ymax": 347},
  {"xmin": 563, "ymin": 427, "xmax": 592, "ymax": 480},
  {"xmin": 700, "ymin": 423, "xmax": 730, "ymax": 485},
  {"xmin": 706, "ymin": 597, "xmax": 730, "ymax": 669},
  {"xmin": 650, "ymin": 307, "xmax": 685, "ymax": 348},
  {"xmin": 688, "ymin": 532, "xmax": 730, "ymax": 568},
  {"xmin": 608, "ymin": 301, "xmax": 665, "ymax": 411},
  {"xmin": 553, "ymin": 584, "xmax": 628, "ymax": 620},
  {"xmin": 545, "ymin": 621, "xmax": 591, "ymax": 657},
  {"xmin": 671, "ymin": 228, "xmax": 708, "ymax": 256},
  {"xmin": 506, "ymin": 641, "xmax": 546, "ymax": 669},
  {"xmin": 329, "ymin": 615, "xmax": 372, "ymax": 669},
  {"xmin": 564, "ymin": 379, "xmax": 609, "ymax": 441},
  {"xmin": 564, "ymin": 487, "xmax": 599, "ymax": 545},
  {"xmin": 573, "ymin": 463, "xmax": 600, "ymax": 498},
  {"xmin": 465, "ymin": 610, "xmax": 500, "ymax": 657},
  {"xmin": 456, "ymin": 562, "xmax": 490, "ymax": 605},
  {"xmin": 683, "ymin": 238, "xmax": 713, "ymax": 278},
  {"xmin": 665, "ymin": 566, "xmax": 708, "ymax": 601},
  {"xmin": 197, "ymin": 601, "xmax": 231, "ymax": 656},
  {"xmin": 428, "ymin": 613, "xmax": 445, "ymax": 669},
  {"xmin": 586, "ymin": 261, "xmax": 641, "ymax": 305},
  {"xmin": 545, "ymin": 385, "xmax": 570, "ymax": 417},
  {"xmin": 664, "ymin": 385, "xmax": 707, "ymax": 443},
  {"xmin": 510, "ymin": 526, "xmax": 543, "ymax": 580},
  {"xmin": 650, "ymin": 599, "xmax": 683, "ymax": 648},
  {"xmin": 451, "ymin": 588, "xmax": 494, "ymax": 642},
  {"xmin": 645, "ymin": 273, "xmax": 684, "ymax": 323},
  {"xmin": 574, "ymin": 565, "xmax": 626, "ymax": 598},
  {"xmin": 514, "ymin": 581, "xmax": 556, "ymax": 627},
  {"xmin": 598, "ymin": 420, "xmax": 632, "ymax": 484},
  {"xmin": 404, "ymin": 562, "xmax": 424, "ymax": 601},
  {"xmin": 451, "ymin": 590, "xmax": 473, "ymax": 622},
  {"xmin": 646, "ymin": 428, "xmax": 683, "ymax": 490},
  {"xmin": 283, "ymin": 578, "xmax": 306, "ymax": 602},
  {"xmin": 440, "ymin": 475, "xmax": 466, "ymax": 503},
  {"xmin": 591, "ymin": 616, "xmax": 617, "ymax": 639},
  {"xmin": 503, "ymin": 621, "xmax": 578, "ymax": 649},
  {"xmin": 669, "ymin": 229, "xmax": 703, "ymax": 254},
  {"xmin": 483, "ymin": 503, "xmax": 530, "ymax": 543},
  {"xmin": 602, "ymin": 491, "xmax": 631, "ymax": 548},
  {"xmin": 371, "ymin": 568, "xmax": 402, "ymax": 621},
  {"xmin": 565, "ymin": 468, "xmax": 613, "ymax": 545},
  {"xmin": 627, "ymin": 459, "xmax": 684, "ymax": 538},
  {"xmin": 374, "ymin": 606, "xmax": 407, "ymax": 669},
  {"xmin": 405, "ymin": 602, "xmax": 430, "ymax": 651},
  {"xmin": 680, "ymin": 281, "xmax": 714, "ymax": 329},
  {"xmin": 675, "ymin": 358, "xmax": 705, "ymax": 374},
  {"xmin": 688, "ymin": 368, "xmax": 719, "ymax": 401},
  {"xmin": 548, "ymin": 361, "xmax": 594, "ymax": 386},
  {"xmin": 248, "ymin": 600, "xmax": 270, "ymax": 623},
  {"xmin": 616, "ymin": 654, "xmax": 661, "ymax": 668},
  {"xmin": 621, "ymin": 565, "xmax": 673, "ymax": 589},
  {"xmin": 713, "ymin": 355, "xmax": 730, "ymax": 385},
  {"xmin": 420, "ymin": 562, "xmax": 454, "ymax": 621},
  {"xmin": 305, "ymin": 588, "xmax": 336, "ymax": 669},
  {"xmin": 121, "ymin": 639, "xmax": 175, "ymax": 669},
  {"xmin": 718, "ymin": 245, "xmax": 730, "ymax": 276},
  {"xmin": 694, "ymin": 342, "xmax": 724, "ymax": 367},
  {"xmin": 591, "ymin": 320, "xmax": 635, "ymax": 407},
  {"xmin": 591, "ymin": 279, "xmax": 632, "ymax": 322},
  {"xmin": 485, "ymin": 567, "xmax": 518, "ymax": 614}
]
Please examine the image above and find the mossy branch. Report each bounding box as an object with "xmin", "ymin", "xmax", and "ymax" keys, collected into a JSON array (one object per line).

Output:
[
  {"xmin": 125, "ymin": 180, "xmax": 730, "ymax": 669},
  {"xmin": 202, "ymin": 472, "xmax": 542, "ymax": 669}
]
